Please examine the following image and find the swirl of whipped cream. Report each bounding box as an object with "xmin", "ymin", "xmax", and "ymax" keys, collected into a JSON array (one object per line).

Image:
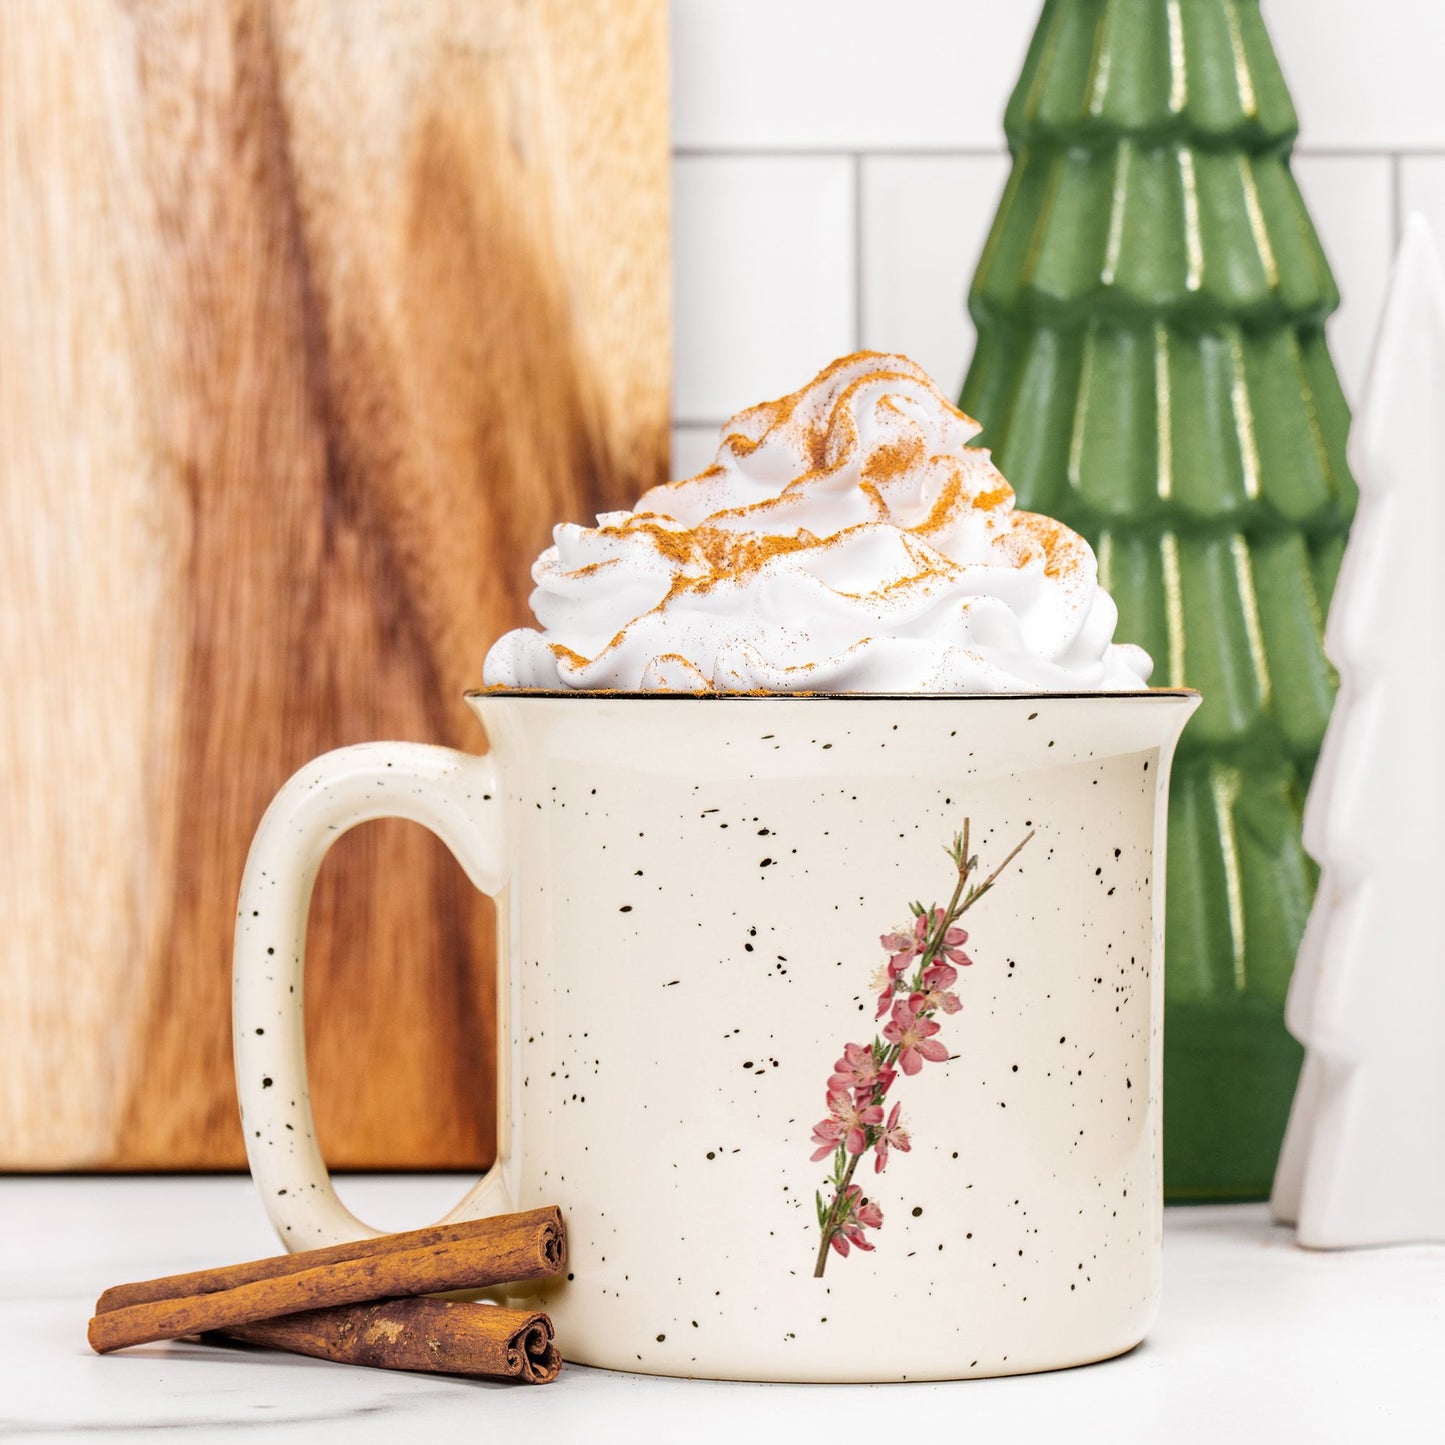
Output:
[{"xmin": 483, "ymin": 353, "xmax": 1152, "ymax": 693}]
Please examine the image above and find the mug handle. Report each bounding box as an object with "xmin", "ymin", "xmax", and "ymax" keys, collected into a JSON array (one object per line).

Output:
[{"xmin": 233, "ymin": 741, "xmax": 508, "ymax": 1248}]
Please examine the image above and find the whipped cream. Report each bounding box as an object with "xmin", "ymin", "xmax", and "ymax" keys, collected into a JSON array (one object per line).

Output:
[{"xmin": 483, "ymin": 353, "xmax": 1152, "ymax": 693}]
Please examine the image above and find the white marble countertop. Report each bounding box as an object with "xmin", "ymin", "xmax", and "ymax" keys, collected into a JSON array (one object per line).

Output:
[{"xmin": 2, "ymin": 1175, "xmax": 1441, "ymax": 1443}]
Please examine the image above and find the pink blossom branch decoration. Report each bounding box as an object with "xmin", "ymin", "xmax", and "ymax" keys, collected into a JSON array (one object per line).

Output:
[{"xmin": 811, "ymin": 819, "xmax": 1034, "ymax": 1277}]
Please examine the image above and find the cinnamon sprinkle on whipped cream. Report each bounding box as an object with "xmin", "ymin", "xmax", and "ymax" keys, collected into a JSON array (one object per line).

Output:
[{"xmin": 484, "ymin": 352, "xmax": 1152, "ymax": 693}]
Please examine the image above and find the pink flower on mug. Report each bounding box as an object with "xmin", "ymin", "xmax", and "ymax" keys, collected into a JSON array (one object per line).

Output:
[
  {"xmin": 923, "ymin": 959, "xmax": 959, "ymax": 989},
  {"xmin": 910, "ymin": 982, "xmax": 963, "ymax": 1016},
  {"xmin": 829, "ymin": 1184, "xmax": 884, "ymax": 1257},
  {"xmin": 810, "ymin": 1090, "xmax": 884, "ymax": 1161},
  {"xmin": 940, "ymin": 927, "xmax": 971, "ymax": 968},
  {"xmin": 872, "ymin": 951, "xmax": 915, "ymax": 1020},
  {"xmin": 810, "ymin": 820, "xmax": 1034, "ymax": 1277},
  {"xmin": 879, "ymin": 925, "xmax": 921, "ymax": 974},
  {"xmin": 873, "ymin": 1103, "xmax": 911, "ymax": 1173},
  {"xmin": 911, "ymin": 960, "xmax": 963, "ymax": 1015},
  {"xmin": 882, "ymin": 1000, "xmax": 949, "ymax": 1076},
  {"xmin": 829, "ymin": 1042, "xmax": 895, "ymax": 1100}
]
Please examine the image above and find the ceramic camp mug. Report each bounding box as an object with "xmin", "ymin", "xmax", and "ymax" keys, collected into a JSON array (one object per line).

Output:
[{"xmin": 234, "ymin": 688, "xmax": 1199, "ymax": 1381}]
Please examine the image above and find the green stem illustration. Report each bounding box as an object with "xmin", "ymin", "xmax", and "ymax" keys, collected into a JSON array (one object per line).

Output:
[{"xmin": 813, "ymin": 822, "xmax": 1034, "ymax": 1277}]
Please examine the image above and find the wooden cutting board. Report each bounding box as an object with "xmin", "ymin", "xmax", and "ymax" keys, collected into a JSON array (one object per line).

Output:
[{"xmin": 0, "ymin": 0, "xmax": 669, "ymax": 1169}]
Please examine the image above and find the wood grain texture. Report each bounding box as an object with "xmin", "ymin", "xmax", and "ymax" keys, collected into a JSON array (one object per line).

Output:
[{"xmin": 0, "ymin": 0, "xmax": 669, "ymax": 1168}]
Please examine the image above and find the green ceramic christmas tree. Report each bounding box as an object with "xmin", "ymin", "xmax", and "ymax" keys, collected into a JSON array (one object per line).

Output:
[{"xmin": 962, "ymin": 0, "xmax": 1356, "ymax": 1198}]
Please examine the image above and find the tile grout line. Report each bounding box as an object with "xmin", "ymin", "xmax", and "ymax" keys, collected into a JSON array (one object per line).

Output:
[
  {"xmin": 1391, "ymin": 152, "xmax": 1403, "ymax": 250},
  {"xmin": 673, "ymin": 146, "xmax": 1445, "ymax": 161},
  {"xmin": 1297, "ymin": 145, "xmax": 1445, "ymax": 158},
  {"xmin": 671, "ymin": 145, "xmax": 1011, "ymax": 160},
  {"xmin": 1293, "ymin": 146, "xmax": 1445, "ymax": 160}
]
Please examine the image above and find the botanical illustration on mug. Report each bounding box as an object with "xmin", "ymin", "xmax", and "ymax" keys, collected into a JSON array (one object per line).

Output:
[{"xmin": 810, "ymin": 821, "xmax": 1035, "ymax": 1276}]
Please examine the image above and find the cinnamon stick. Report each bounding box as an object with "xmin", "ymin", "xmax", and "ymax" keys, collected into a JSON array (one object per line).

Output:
[
  {"xmin": 96, "ymin": 1207, "xmax": 564, "ymax": 1313},
  {"xmin": 210, "ymin": 1300, "xmax": 560, "ymax": 1384},
  {"xmin": 88, "ymin": 1206, "xmax": 565, "ymax": 1355}
]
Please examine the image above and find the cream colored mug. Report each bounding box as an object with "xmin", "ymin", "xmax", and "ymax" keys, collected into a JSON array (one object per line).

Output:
[{"xmin": 234, "ymin": 688, "xmax": 1198, "ymax": 1381}]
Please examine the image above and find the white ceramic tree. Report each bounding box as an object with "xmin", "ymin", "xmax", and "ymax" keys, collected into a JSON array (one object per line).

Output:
[{"xmin": 1272, "ymin": 216, "xmax": 1445, "ymax": 1247}]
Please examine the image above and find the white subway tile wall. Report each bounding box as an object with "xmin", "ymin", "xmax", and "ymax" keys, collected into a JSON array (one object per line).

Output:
[
  {"xmin": 670, "ymin": 424, "xmax": 724, "ymax": 483},
  {"xmin": 670, "ymin": 0, "xmax": 1445, "ymax": 478},
  {"xmin": 860, "ymin": 155, "xmax": 1011, "ymax": 401},
  {"xmin": 1292, "ymin": 156, "xmax": 1396, "ymax": 401},
  {"xmin": 672, "ymin": 155, "xmax": 856, "ymax": 423},
  {"xmin": 1401, "ymin": 158, "xmax": 1445, "ymax": 251},
  {"xmin": 1267, "ymin": 0, "xmax": 1445, "ymax": 150},
  {"xmin": 671, "ymin": 1, "xmax": 1035, "ymax": 152}
]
